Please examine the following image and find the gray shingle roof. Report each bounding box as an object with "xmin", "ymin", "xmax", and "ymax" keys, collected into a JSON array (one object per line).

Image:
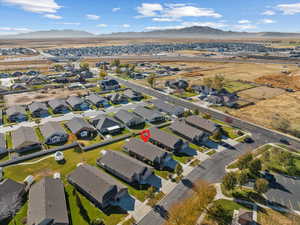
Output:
[
  {"xmin": 185, "ymin": 116, "xmax": 219, "ymax": 134},
  {"xmin": 66, "ymin": 96, "xmax": 84, "ymax": 107},
  {"xmin": 98, "ymin": 151, "xmax": 152, "ymax": 182},
  {"xmin": 27, "ymin": 177, "xmax": 69, "ymax": 225},
  {"xmin": 134, "ymin": 106, "xmax": 163, "ymax": 121},
  {"xmin": 124, "ymin": 138, "xmax": 168, "ymax": 162},
  {"xmin": 66, "ymin": 117, "xmax": 95, "ymax": 134},
  {"xmin": 68, "ymin": 164, "xmax": 127, "ymax": 206},
  {"xmin": 40, "ymin": 121, "xmax": 67, "ymax": 140},
  {"xmin": 12, "ymin": 126, "xmax": 39, "ymax": 150},
  {"xmin": 48, "ymin": 99, "xmax": 68, "ymax": 109},
  {"xmin": 114, "ymin": 109, "xmax": 144, "ymax": 125},
  {"xmin": 28, "ymin": 102, "xmax": 48, "ymax": 113},
  {"xmin": 151, "ymin": 99, "xmax": 184, "ymax": 116},
  {"xmin": 91, "ymin": 115, "xmax": 122, "ymax": 131},
  {"xmin": 170, "ymin": 120, "xmax": 204, "ymax": 140},
  {"xmin": 123, "ymin": 89, "xmax": 142, "ymax": 99},
  {"xmin": 149, "ymin": 127, "xmax": 182, "ymax": 149},
  {"xmin": 6, "ymin": 105, "xmax": 26, "ymax": 117},
  {"xmin": 86, "ymin": 94, "xmax": 106, "ymax": 105}
]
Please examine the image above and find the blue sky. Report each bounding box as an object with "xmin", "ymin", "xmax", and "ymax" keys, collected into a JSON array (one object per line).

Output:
[{"xmin": 0, "ymin": 0, "xmax": 300, "ymax": 35}]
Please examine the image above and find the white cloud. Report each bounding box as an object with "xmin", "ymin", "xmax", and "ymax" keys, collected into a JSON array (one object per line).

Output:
[
  {"xmin": 44, "ymin": 14, "xmax": 61, "ymax": 19},
  {"xmin": 136, "ymin": 3, "xmax": 163, "ymax": 17},
  {"xmin": 112, "ymin": 7, "xmax": 120, "ymax": 12},
  {"xmin": 262, "ymin": 10, "xmax": 275, "ymax": 16},
  {"xmin": 277, "ymin": 3, "xmax": 300, "ymax": 15},
  {"xmin": 86, "ymin": 14, "xmax": 100, "ymax": 20},
  {"xmin": 162, "ymin": 5, "xmax": 222, "ymax": 19},
  {"xmin": 238, "ymin": 20, "xmax": 251, "ymax": 24},
  {"xmin": 97, "ymin": 24, "xmax": 108, "ymax": 27},
  {"xmin": 122, "ymin": 24, "xmax": 131, "ymax": 28},
  {"xmin": 260, "ymin": 18, "xmax": 276, "ymax": 24},
  {"xmin": 136, "ymin": 3, "xmax": 221, "ymax": 21},
  {"xmin": 152, "ymin": 17, "xmax": 178, "ymax": 22},
  {"xmin": 58, "ymin": 22, "xmax": 80, "ymax": 25},
  {"xmin": 1, "ymin": 0, "xmax": 61, "ymax": 13}
]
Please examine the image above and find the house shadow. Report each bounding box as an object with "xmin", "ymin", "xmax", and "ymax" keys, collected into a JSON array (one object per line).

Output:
[
  {"xmin": 180, "ymin": 146, "xmax": 197, "ymax": 156},
  {"xmin": 164, "ymin": 158, "xmax": 178, "ymax": 171},
  {"xmin": 112, "ymin": 194, "xmax": 136, "ymax": 212},
  {"xmin": 146, "ymin": 174, "xmax": 162, "ymax": 190},
  {"xmin": 269, "ymin": 182, "xmax": 291, "ymax": 194},
  {"xmin": 203, "ymin": 140, "xmax": 219, "ymax": 149}
]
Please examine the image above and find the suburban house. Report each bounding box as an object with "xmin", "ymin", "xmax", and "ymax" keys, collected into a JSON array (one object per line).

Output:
[
  {"xmin": 149, "ymin": 127, "xmax": 187, "ymax": 153},
  {"xmin": 12, "ymin": 126, "xmax": 41, "ymax": 153},
  {"xmin": 170, "ymin": 120, "xmax": 207, "ymax": 144},
  {"xmin": 25, "ymin": 75, "xmax": 50, "ymax": 85},
  {"xmin": 40, "ymin": 121, "xmax": 69, "ymax": 145},
  {"xmin": 66, "ymin": 117, "xmax": 96, "ymax": 139},
  {"xmin": 6, "ymin": 105, "xmax": 27, "ymax": 122},
  {"xmin": 86, "ymin": 94, "xmax": 110, "ymax": 107},
  {"xmin": 134, "ymin": 106, "xmax": 165, "ymax": 123},
  {"xmin": 66, "ymin": 96, "xmax": 90, "ymax": 111},
  {"xmin": 114, "ymin": 110, "xmax": 145, "ymax": 128},
  {"xmin": 124, "ymin": 138, "xmax": 173, "ymax": 169},
  {"xmin": 0, "ymin": 133, "xmax": 7, "ymax": 159},
  {"xmin": 11, "ymin": 83, "xmax": 27, "ymax": 90},
  {"xmin": 68, "ymin": 164, "xmax": 128, "ymax": 209},
  {"xmin": 97, "ymin": 150, "xmax": 154, "ymax": 185},
  {"xmin": 165, "ymin": 79, "xmax": 189, "ymax": 90},
  {"xmin": 123, "ymin": 89, "xmax": 143, "ymax": 101},
  {"xmin": 28, "ymin": 102, "xmax": 49, "ymax": 118},
  {"xmin": 0, "ymin": 179, "xmax": 26, "ymax": 223},
  {"xmin": 90, "ymin": 115, "xmax": 124, "ymax": 135},
  {"xmin": 151, "ymin": 99, "xmax": 185, "ymax": 117},
  {"xmin": 27, "ymin": 177, "xmax": 69, "ymax": 225},
  {"xmin": 185, "ymin": 115, "xmax": 220, "ymax": 135},
  {"xmin": 110, "ymin": 93, "xmax": 127, "ymax": 104},
  {"xmin": 99, "ymin": 78, "xmax": 120, "ymax": 91},
  {"xmin": 48, "ymin": 99, "xmax": 69, "ymax": 114}
]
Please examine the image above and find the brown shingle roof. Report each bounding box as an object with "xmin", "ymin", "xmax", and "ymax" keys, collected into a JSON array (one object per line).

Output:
[{"xmin": 185, "ymin": 116, "xmax": 219, "ymax": 133}]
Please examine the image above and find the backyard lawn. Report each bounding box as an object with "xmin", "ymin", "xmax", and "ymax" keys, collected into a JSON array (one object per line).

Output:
[{"xmin": 224, "ymin": 81, "xmax": 256, "ymax": 93}]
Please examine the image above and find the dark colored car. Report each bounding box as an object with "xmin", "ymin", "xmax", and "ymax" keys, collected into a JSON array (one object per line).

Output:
[
  {"xmin": 154, "ymin": 205, "xmax": 169, "ymax": 219},
  {"xmin": 244, "ymin": 137, "xmax": 254, "ymax": 143},
  {"xmin": 279, "ymin": 138, "xmax": 290, "ymax": 145}
]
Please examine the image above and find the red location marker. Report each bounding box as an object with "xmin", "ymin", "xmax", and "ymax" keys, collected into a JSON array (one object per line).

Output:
[{"xmin": 140, "ymin": 129, "xmax": 151, "ymax": 142}]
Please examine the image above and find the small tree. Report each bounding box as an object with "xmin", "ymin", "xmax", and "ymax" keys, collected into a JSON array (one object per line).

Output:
[
  {"xmin": 237, "ymin": 153, "xmax": 253, "ymax": 170},
  {"xmin": 147, "ymin": 74, "xmax": 156, "ymax": 88},
  {"xmin": 254, "ymin": 178, "xmax": 269, "ymax": 194},
  {"xmin": 249, "ymin": 159, "xmax": 262, "ymax": 174},
  {"xmin": 202, "ymin": 113, "xmax": 211, "ymax": 119},
  {"xmin": 175, "ymin": 164, "xmax": 183, "ymax": 176},
  {"xmin": 99, "ymin": 69, "xmax": 107, "ymax": 79},
  {"xmin": 194, "ymin": 109, "xmax": 199, "ymax": 115},
  {"xmin": 80, "ymin": 62, "xmax": 89, "ymax": 71},
  {"xmin": 222, "ymin": 172, "xmax": 237, "ymax": 191},
  {"xmin": 237, "ymin": 170, "xmax": 248, "ymax": 186},
  {"xmin": 207, "ymin": 204, "xmax": 231, "ymax": 225},
  {"xmin": 111, "ymin": 59, "xmax": 120, "ymax": 67}
]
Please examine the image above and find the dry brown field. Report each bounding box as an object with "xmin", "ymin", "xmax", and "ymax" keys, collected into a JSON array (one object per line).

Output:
[{"xmin": 238, "ymin": 86, "xmax": 286, "ymax": 103}]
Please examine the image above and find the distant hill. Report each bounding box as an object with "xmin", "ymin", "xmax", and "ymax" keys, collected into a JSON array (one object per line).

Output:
[
  {"xmin": 103, "ymin": 26, "xmax": 300, "ymax": 38},
  {"xmin": 0, "ymin": 29, "xmax": 95, "ymax": 39},
  {"xmin": 1, "ymin": 26, "xmax": 300, "ymax": 39}
]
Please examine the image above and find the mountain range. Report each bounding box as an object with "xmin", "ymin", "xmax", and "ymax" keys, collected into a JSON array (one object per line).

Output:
[{"xmin": 1, "ymin": 26, "xmax": 300, "ymax": 39}]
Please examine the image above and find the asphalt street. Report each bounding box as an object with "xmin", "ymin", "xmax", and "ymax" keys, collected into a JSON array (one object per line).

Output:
[
  {"xmin": 109, "ymin": 77, "xmax": 300, "ymax": 225},
  {"xmin": 265, "ymin": 174, "xmax": 300, "ymax": 212}
]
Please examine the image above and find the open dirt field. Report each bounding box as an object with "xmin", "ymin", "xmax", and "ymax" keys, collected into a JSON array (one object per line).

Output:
[
  {"xmin": 238, "ymin": 86, "xmax": 286, "ymax": 102},
  {"xmin": 255, "ymin": 73, "xmax": 300, "ymax": 91},
  {"xmin": 4, "ymin": 88, "xmax": 89, "ymax": 107},
  {"xmin": 230, "ymin": 92, "xmax": 300, "ymax": 131}
]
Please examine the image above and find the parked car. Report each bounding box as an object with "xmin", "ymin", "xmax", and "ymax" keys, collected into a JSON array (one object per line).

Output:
[
  {"xmin": 154, "ymin": 205, "xmax": 169, "ymax": 219},
  {"xmin": 279, "ymin": 138, "xmax": 290, "ymax": 145},
  {"xmin": 244, "ymin": 137, "xmax": 254, "ymax": 143}
]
